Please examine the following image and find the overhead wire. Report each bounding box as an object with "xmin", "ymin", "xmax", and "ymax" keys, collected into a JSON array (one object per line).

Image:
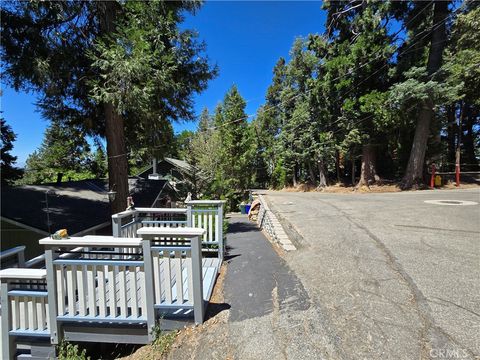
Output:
[
  {"xmin": 196, "ymin": 0, "xmax": 445, "ymax": 136},
  {"xmin": 104, "ymin": 1, "xmax": 464, "ymax": 161}
]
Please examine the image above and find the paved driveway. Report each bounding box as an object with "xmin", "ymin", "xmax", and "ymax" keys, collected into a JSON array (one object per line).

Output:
[{"xmin": 264, "ymin": 189, "xmax": 480, "ymax": 360}]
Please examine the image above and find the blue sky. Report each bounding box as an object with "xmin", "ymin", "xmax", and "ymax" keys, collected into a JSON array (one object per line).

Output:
[{"xmin": 1, "ymin": 1, "xmax": 327, "ymax": 166}]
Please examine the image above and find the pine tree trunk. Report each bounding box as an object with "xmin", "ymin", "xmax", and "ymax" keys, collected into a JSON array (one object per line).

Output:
[
  {"xmin": 351, "ymin": 150, "xmax": 355, "ymax": 186},
  {"xmin": 463, "ymin": 106, "xmax": 478, "ymax": 170},
  {"xmin": 317, "ymin": 158, "xmax": 327, "ymax": 188},
  {"xmin": 401, "ymin": 0, "xmax": 449, "ymax": 189},
  {"xmin": 455, "ymin": 105, "xmax": 462, "ymax": 177},
  {"xmin": 105, "ymin": 103, "xmax": 129, "ymax": 214},
  {"xmin": 357, "ymin": 144, "xmax": 378, "ymax": 187},
  {"xmin": 292, "ymin": 163, "xmax": 298, "ymax": 187},
  {"xmin": 100, "ymin": 1, "xmax": 129, "ymax": 214},
  {"xmin": 335, "ymin": 150, "xmax": 341, "ymax": 184},
  {"xmin": 446, "ymin": 105, "xmax": 457, "ymax": 166},
  {"xmin": 307, "ymin": 160, "xmax": 316, "ymax": 183}
]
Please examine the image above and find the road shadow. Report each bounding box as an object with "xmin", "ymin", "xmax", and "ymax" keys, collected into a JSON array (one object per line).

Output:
[
  {"xmin": 224, "ymin": 253, "xmax": 241, "ymax": 262},
  {"xmin": 227, "ymin": 219, "xmax": 258, "ymax": 234},
  {"xmin": 206, "ymin": 302, "xmax": 231, "ymax": 320}
]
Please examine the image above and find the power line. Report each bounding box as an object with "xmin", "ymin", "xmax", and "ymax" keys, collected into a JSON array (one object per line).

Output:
[
  {"xmin": 193, "ymin": 1, "xmax": 453, "ymax": 138},
  {"xmin": 104, "ymin": 2, "xmax": 465, "ymax": 161}
]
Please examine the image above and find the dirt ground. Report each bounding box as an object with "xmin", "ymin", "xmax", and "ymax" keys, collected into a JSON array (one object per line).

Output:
[
  {"xmin": 282, "ymin": 181, "xmax": 479, "ymax": 194},
  {"xmin": 119, "ymin": 263, "xmax": 230, "ymax": 360}
]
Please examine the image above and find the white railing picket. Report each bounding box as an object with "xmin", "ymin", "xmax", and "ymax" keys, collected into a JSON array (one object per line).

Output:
[
  {"xmin": 130, "ymin": 267, "xmax": 138, "ymax": 318},
  {"xmin": 202, "ymin": 213, "xmax": 207, "ymax": 242},
  {"xmin": 28, "ymin": 297, "xmax": 36, "ymax": 330},
  {"xmin": 87, "ymin": 265, "xmax": 96, "ymax": 317},
  {"xmin": 153, "ymin": 252, "xmax": 161, "ymax": 304},
  {"xmin": 138, "ymin": 270, "xmax": 146, "ymax": 317},
  {"xmin": 56, "ymin": 267, "xmax": 65, "ymax": 315},
  {"xmin": 66, "ymin": 265, "xmax": 76, "ymax": 316},
  {"xmin": 198, "ymin": 214, "xmax": 202, "ymax": 237},
  {"xmin": 208, "ymin": 212, "xmax": 213, "ymax": 243},
  {"xmin": 77, "ymin": 266, "xmax": 86, "ymax": 316},
  {"xmin": 37, "ymin": 297, "xmax": 45, "ymax": 330},
  {"xmin": 108, "ymin": 265, "xmax": 117, "ymax": 318},
  {"xmin": 20, "ymin": 296, "xmax": 28, "ymax": 330},
  {"xmin": 164, "ymin": 255, "xmax": 172, "ymax": 304},
  {"xmin": 118, "ymin": 266, "xmax": 127, "ymax": 318},
  {"xmin": 186, "ymin": 253, "xmax": 193, "ymax": 303},
  {"xmin": 174, "ymin": 251, "xmax": 183, "ymax": 304},
  {"xmin": 11, "ymin": 298, "xmax": 19, "ymax": 330},
  {"xmin": 97, "ymin": 266, "xmax": 107, "ymax": 318}
]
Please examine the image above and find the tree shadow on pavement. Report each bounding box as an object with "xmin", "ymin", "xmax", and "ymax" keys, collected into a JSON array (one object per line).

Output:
[
  {"xmin": 226, "ymin": 220, "xmax": 258, "ymax": 234},
  {"xmin": 206, "ymin": 302, "xmax": 231, "ymax": 320}
]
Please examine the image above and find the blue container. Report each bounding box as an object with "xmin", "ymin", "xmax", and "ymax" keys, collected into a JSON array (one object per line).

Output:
[{"xmin": 245, "ymin": 204, "xmax": 251, "ymax": 214}]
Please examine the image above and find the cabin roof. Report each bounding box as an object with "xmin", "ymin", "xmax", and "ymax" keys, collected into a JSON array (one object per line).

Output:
[
  {"xmin": 1, "ymin": 178, "xmax": 172, "ymax": 235},
  {"xmin": 136, "ymin": 157, "xmax": 193, "ymax": 180}
]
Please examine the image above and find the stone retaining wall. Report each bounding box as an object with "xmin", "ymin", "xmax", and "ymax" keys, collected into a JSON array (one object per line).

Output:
[{"xmin": 256, "ymin": 195, "xmax": 296, "ymax": 252}]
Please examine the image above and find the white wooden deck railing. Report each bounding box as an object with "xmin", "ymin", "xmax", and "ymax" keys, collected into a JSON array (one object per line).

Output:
[
  {"xmin": 0, "ymin": 246, "xmax": 26, "ymax": 268},
  {"xmin": 137, "ymin": 227, "xmax": 206, "ymax": 324},
  {"xmin": 112, "ymin": 201, "xmax": 225, "ymax": 260},
  {"xmin": 1, "ymin": 201, "xmax": 224, "ymax": 358},
  {"xmin": 36, "ymin": 230, "xmax": 205, "ymax": 344},
  {"xmin": 1, "ymin": 268, "xmax": 50, "ymax": 360}
]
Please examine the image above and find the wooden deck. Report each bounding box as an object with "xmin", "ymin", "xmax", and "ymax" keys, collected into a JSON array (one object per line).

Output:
[{"xmin": 1, "ymin": 203, "xmax": 226, "ymax": 359}]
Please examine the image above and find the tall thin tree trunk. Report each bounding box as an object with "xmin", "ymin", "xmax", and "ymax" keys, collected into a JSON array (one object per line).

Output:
[
  {"xmin": 455, "ymin": 104, "xmax": 463, "ymax": 182},
  {"xmin": 351, "ymin": 150, "xmax": 355, "ymax": 186},
  {"xmin": 292, "ymin": 163, "xmax": 298, "ymax": 187},
  {"xmin": 335, "ymin": 150, "xmax": 341, "ymax": 184},
  {"xmin": 401, "ymin": 1, "xmax": 449, "ymax": 189},
  {"xmin": 446, "ymin": 105, "xmax": 457, "ymax": 166},
  {"xmin": 357, "ymin": 144, "xmax": 379, "ymax": 187},
  {"xmin": 307, "ymin": 160, "xmax": 316, "ymax": 183},
  {"xmin": 105, "ymin": 103, "xmax": 129, "ymax": 214},
  {"xmin": 463, "ymin": 106, "xmax": 478, "ymax": 170},
  {"xmin": 100, "ymin": 1, "xmax": 129, "ymax": 214},
  {"xmin": 318, "ymin": 158, "xmax": 327, "ymax": 188}
]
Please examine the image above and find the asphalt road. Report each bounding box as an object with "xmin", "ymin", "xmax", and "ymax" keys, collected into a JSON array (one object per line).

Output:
[
  {"xmin": 224, "ymin": 216, "xmax": 310, "ymax": 322},
  {"xmin": 264, "ymin": 188, "xmax": 480, "ymax": 360}
]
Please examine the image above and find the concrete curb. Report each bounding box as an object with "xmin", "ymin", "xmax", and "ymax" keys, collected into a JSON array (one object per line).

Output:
[{"xmin": 255, "ymin": 195, "xmax": 296, "ymax": 252}]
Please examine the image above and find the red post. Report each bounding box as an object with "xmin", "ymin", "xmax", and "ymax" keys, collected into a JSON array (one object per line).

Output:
[
  {"xmin": 430, "ymin": 163, "xmax": 436, "ymax": 189},
  {"xmin": 455, "ymin": 163, "xmax": 460, "ymax": 187}
]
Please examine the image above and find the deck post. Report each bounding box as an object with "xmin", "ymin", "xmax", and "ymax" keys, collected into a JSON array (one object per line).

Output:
[
  {"xmin": 141, "ymin": 239, "xmax": 156, "ymax": 342},
  {"xmin": 186, "ymin": 203, "xmax": 192, "ymax": 227},
  {"xmin": 217, "ymin": 203, "xmax": 224, "ymax": 261},
  {"xmin": 1, "ymin": 281, "xmax": 14, "ymax": 360},
  {"xmin": 191, "ymin": 235, "xmax": 205, "ymax": 324},
  {"xmin": 45, "ymin": 247, "xmax": 60, "ymax": 345},
  {"xmin": 17, "ymin": 249, "xmax": 25, "ymax": 268},
  {"xmin": 112, "ymin": 215, "xmax": 122, "ymax": 237}
]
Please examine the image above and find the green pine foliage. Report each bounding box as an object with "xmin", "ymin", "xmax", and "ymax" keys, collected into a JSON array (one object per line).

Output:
[
  {"xmin": 2, "ymin": 1, "xmax": 217, "ymax": 206},
  {"xmin": 0, "ymin": 117, "xmax": 23, "ymax": 185},
  {"xmin": 4, "ymin": 1, "xmax": 479, "ymax": 199},
  {"xmin": 176, "ymin": 1, "xmax": 478, "ymax": 205},
  {"xmin": 17, "ymin": 123, "xmax": 104, "ymax": 185}
]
